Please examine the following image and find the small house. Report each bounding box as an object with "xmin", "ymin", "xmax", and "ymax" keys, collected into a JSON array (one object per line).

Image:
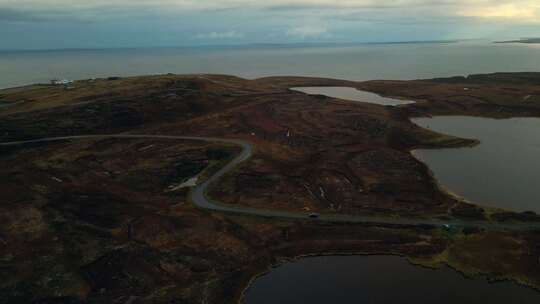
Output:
[{"xmin": 51, "ymin": 79, "xmax": 73, "ymax": 86}]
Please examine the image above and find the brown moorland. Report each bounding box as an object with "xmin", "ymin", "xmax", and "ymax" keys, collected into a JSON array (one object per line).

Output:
[{"xmin": 1, "ymin": 73, "xmax": 540, "ymax": 303}]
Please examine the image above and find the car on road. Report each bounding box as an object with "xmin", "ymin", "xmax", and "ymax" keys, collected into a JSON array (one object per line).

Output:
[{"xmin": 308, "ymin": 213, "xmax": 320, "ymax": 219}]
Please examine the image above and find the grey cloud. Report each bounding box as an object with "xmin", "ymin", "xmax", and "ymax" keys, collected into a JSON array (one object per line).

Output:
[
  {"xmin": 1, "ymin": 1, "xmax": 538, "ymax": 23},
  {"xmin": 196, "ymin": 30, "xmax": 244, "ymax": 39},
  {"xmin": 261, "ymin": 0, "xmax": 467, "ymax": 12},
  {"xmin": 0, "ymin": 7, "xmax": 97, "ymax": 23},
  {"xmin": 0, "ymin": 8, "xmax": 47, "ymax": 22}
]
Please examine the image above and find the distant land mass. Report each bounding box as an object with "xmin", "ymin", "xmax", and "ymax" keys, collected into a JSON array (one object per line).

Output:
[
  {"xmin": 495, "ymin": 38, "xmax": 540, "ymax": 44},
  {"xmin": 0, "ymin": 39, "xmax": 464, "ymax": 53}
]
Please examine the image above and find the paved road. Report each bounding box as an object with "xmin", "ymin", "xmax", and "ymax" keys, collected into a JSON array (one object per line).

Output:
[{"xmin": 2, "ymin": 134, "xmax": 539, "ymax": 231}]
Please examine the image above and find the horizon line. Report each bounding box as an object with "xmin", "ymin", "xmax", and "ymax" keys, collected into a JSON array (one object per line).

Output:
[{"xmin": 0, "ymin": 39, "xmax": 482, "ymax": 53}]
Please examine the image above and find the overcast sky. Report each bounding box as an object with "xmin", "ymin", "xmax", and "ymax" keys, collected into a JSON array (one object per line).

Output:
[{"xmin": 1, "ymin": 0, "xmax": 539, "ymax": 50}]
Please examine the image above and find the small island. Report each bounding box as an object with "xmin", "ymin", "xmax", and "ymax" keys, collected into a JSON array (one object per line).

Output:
[{"xmin": 495, "ymin": 38, "xmax": 540, "ymax": 44}]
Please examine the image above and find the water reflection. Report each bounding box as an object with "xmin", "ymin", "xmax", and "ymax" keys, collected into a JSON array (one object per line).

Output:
[
  {"xmin": 413, "ymin": 116, "xmax": 540, "ymax": 213},
  {"xmin": 245, "ymin": 255, "xmax": 540, "ymax": 304},
  {"xmin": 292, "ymin": 87, "xmax": 413, "ymax": 106}
]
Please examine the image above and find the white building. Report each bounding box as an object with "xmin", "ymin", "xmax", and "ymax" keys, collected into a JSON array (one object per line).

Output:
[{"xmin": 51, "ymin": 79, "xmax": 73, "ymax": 85}]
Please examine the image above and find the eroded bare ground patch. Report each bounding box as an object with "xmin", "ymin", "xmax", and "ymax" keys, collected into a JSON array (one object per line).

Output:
[{"xmin": 1, "ymin": 73, "xmax": 540, "ymax": 303}]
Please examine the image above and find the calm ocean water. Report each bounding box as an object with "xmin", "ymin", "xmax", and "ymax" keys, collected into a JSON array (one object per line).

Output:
[
  {"xmin": 4, "ymin": 41, "xmax": 540, "ymax": 301},
  {"xmin": 1, "ymin": 41, "xmax": 540, "ymax": 89}
]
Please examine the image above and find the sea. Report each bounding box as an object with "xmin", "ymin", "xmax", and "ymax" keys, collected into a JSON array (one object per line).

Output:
[{"xmin": 1, "ymin": 40, "xmax": 540, "ymax": 89}]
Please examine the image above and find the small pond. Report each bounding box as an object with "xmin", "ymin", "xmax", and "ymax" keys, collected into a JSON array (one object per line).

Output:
[{"xmin": 292, "ymin": 87, "xmax": 413, "ymax": 106}]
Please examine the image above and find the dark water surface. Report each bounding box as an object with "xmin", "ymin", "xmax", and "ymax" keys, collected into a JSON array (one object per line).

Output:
[
  {"xmin": 245, "ymin": 255, "xmax": 540, "ymax": 304},
  {"xmin": 292, "ymin": 87, "xmax": 413, "ymax": 106},
  {"xmin": 413, "ymin": 116, "xmax": 540, "ymax": 213},
  {"xmin": 2, "ymin": 41, "xmax": 540, "ymax": 89}
]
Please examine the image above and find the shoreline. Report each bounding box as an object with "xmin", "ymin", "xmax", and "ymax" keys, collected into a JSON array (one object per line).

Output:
[
  {"xmin": 3, "ymin": 72, "xmax": 540, "ymax": 302},
  {"xmin": 238, "ymin": 248, "xmax": 540, "ymax": 304}
]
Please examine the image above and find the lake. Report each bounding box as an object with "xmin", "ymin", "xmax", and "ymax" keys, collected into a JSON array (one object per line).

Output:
[
  {"xmin": 292, "ymin": 87, "xmax": 413, "ymax": 106},
  {"xmin": 5, "ymin": 38, "xmax": 540, "ymax": 304},
  {"xmin": 413, "ymin": 116, "xmax": 540, "ymax": 213},
  {"xmin": 290, "ymin": 86, "xmax": 540, "ymax": 213},
  {"xmin": 2, "ymin": 41, "xmax": 540, "ymax": 89},
  {"xmin": 244, "ymin": 255, "xmax": 540, "ymax": 304}
]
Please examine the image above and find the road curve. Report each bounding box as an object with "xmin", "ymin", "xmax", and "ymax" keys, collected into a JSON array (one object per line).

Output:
[{"xmin": 1, "ymin": 134, "xmax": 539, "ymax": 231}]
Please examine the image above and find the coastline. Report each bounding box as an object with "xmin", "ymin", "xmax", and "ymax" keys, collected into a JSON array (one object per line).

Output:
[
  {"xmin": 238, "ymin": 247, "xmax": 540, "ymax": 304},
  {"xmin": 2, "ymin": 72, "xmax": 540, "ymax": 302}
]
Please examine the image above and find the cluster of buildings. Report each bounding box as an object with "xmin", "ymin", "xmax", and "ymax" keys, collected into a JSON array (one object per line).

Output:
[{"xmin": 50, "ymin": 79, "xmax": 74, "ymax": 86}]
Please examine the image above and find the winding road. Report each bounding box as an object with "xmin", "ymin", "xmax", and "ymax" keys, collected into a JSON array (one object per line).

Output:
[{"xmin": 1, "ymin": 134, "xmax": 539, "ymax": 231}]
